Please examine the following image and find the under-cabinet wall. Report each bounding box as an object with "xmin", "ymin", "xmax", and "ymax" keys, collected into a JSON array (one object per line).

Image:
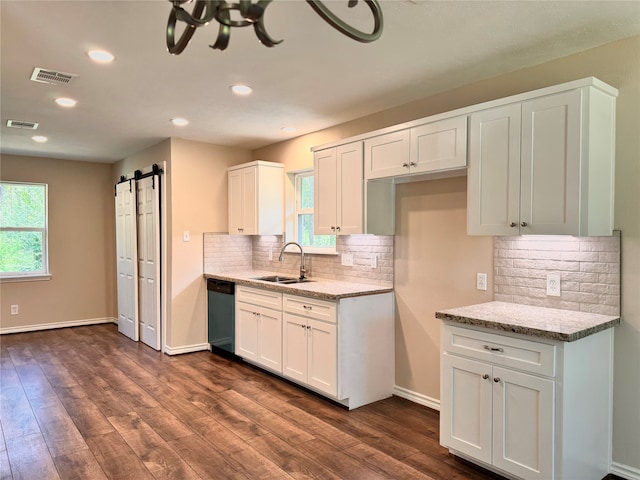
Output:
[
  {"xmin": 494, "ymin": 233, "xmax": 620, "ymax": 315},
  {"xmin": 203, "ymin": 233, "xmax": 394, "ymax": 285}
]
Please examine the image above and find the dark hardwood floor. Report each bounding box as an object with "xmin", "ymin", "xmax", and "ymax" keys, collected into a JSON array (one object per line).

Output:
[{"xmin": 0, "ymin": 323, "xmax": 509, "ymax": 480}]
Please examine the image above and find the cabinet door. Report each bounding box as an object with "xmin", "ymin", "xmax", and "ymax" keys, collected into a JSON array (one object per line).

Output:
[
  {"xmin": 410, "ymin": 116, "xmax": 467, "ymax": 174},
  {"xmin": 228, "ymin": 169, "xmax": 244, "ymax": 234},
  {"xmin": 307, "ymin": 318, "xmax": 337, "ymax": 396},
  {"xmin": 521, "ymin": 89, "xmax": 581, "ymax": 235},
  {"xmin": 235, "ymin": 302, "xmax": 258, "ymax": 361},
  {"xmin": 314, "ymin": 148, "xmax": 338, "ymax": 235},
  {"xmin": 440, "ymin": 354, "xmax": 492, "ymax": 464},
  {"xmin": 241, "ymin": 167, "xmax": 258, "ymax": 235},
  {"xmin": 257, "ymin": 307, "xmax": 282, "ymax": 374},
  {"xmin": 492, "ymin": 367, "xmax": 554, "ymax": 480},
  {"xmin": 336, "ymin": 142, "xmax": 363, "ymax": 235},
  {"xmin": 364, "ymin": 130, "xmax": 410, "ymax": 180},
  {"xmin": 282, "ymin": 313, "xmax": 308, "ymax": 384},
  {"xmin": 467, "ymin": 104, "xmax": 522, "ymax": 235}
]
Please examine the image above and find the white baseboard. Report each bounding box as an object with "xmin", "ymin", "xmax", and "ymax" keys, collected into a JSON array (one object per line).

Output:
[
  {"xmin": 0, "ymin": 317, "xmax": 117, "ymax": 335},
  {"xmin": 163, "ymin": 343, "xmax": 210, "ymax": 355},
  {"xmin": 612, "ymin": 461, "xmax": 640, "ymax": 480},
  {"xmin": 393, "ymin": 385, "xmax": 440, "ymax": 411}
]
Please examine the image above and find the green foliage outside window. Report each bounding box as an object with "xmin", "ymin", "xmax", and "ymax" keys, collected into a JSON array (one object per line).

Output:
[
  {"xmin": 296, "ymin": 173, "xmax": 335, "ymax": 249},
  {"xmin": 0, "ymin": 182, "xmax": 47, "ymax": 274}
]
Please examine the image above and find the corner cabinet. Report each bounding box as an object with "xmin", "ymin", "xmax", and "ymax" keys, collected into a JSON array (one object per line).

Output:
[
  {"xmin": 235, "ymin": 286, "xmax": 395, "ymax": 409},
  {"xmin": 364, "ymin": 116, "xmax": 467, "ymax": 181},
  {"xmin": 314, "ymin": 142, "xmax": 364, "ymax": 235},
  {"xmin": 228, "ymin": 161, "xmax": 284, "ymax": 235},
  {"xmin": 440, "ymin": 323, "xmax": 614, "ymax": 480},
  {"xmin": 467, "ymin": 82, "xmax": 617, "ymax": 236}
]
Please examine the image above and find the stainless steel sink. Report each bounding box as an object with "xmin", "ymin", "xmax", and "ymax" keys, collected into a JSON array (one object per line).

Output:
[{"xmin": 254, "ymin": 275, "xmax": 313, "ymax": 284}]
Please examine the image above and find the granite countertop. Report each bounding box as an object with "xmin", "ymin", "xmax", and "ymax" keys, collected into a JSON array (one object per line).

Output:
[
  {"xmin": 204, "ymin": 270, "xmax": 393, "ymax": 301},
  {"xmin": 436, "ymin": 301, "xmax": 620, "ymax": 342}
]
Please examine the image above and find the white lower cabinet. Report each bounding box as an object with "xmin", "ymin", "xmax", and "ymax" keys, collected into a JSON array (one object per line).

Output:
[
  {"xmin": 235, "ymin": 286, "xmax": 282, "ymax": 374},
  {"xmin": 440, "ymin": 323, "xmax": 613, "ymax": 480},
  {"xmin": 235, "ymin": 286, "xmax": 395, "ymax": 409}
]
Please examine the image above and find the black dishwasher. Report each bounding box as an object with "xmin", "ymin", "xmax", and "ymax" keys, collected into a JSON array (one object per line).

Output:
[{"xmin": 206, "ymin": 278, "xmax": 237, "ymax": 358}]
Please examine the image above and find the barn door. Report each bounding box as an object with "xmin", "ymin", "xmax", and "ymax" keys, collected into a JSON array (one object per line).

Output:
[
  {"xmin": 137, "ymin": 175, "xmax": 161, "ymax": 350},
  {"xmin": 115, "ymin": 180, "xmax": 139, "ymax": 341}
]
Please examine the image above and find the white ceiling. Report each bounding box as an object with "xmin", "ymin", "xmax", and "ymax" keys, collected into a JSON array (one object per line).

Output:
[{"xmin": 1, "ymin": 0, "xmax": 639, "ymax": 163}]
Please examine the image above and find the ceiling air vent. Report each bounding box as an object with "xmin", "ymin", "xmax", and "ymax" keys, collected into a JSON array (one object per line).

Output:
[
  {"xmin": 30, "ymin": 67, "xmax": 77, "ymax": 86},
  {"xmin": 6, "ymin": 120, "xmax": 39, "ymax": 130}
]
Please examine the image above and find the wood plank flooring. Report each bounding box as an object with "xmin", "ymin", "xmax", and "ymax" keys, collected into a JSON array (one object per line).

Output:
[{"xmin": 0, "ymin": 323, "xmax": 509, "ymax": 480}]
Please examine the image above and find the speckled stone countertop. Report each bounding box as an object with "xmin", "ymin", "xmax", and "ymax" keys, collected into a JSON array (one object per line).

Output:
[
  {"xmin": 204, "ymin": 270, "xmax": 393, "ymax": 301},
  {"xmin": 436, "ymin": 301, "xmax": 620, "ymax": 342}
]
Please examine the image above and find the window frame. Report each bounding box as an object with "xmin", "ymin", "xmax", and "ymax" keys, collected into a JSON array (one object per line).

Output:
[
  {"xmin": 291, "ymin": 170, "xmax": 336, "ymax": 255},
  {"xmin": 0, "ymin": 181, "xmax": 50, "ymax": 281}
]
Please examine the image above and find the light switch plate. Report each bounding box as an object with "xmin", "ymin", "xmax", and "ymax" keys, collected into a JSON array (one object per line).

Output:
[
  {"xmin": 476, "ymin": 273, "xmax": 487, "ymax": 291},
  {"xmin": 547, "ymin": 274, "xmax": 561, "ymax": 296},
  {"xmin": 342, "ymin": 253, "xmax": 354, "ymax": 266},
  {"xmin": 183, "ymin": 231, "xmax": 190, "ymax": 242}
]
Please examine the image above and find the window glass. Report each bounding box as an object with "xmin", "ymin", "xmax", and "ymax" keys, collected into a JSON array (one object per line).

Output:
[
  {"xmin": 294, "ymin": 172, "xmax": 335, "ymax": 250},
  {"xmin": 0, "ymin": 182, "xmax": 48, "ymax": 277}
]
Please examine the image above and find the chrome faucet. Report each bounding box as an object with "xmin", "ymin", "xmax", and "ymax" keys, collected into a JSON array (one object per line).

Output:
[{"xmin": 279, "ymin": 241, "xmax": 306, "ymax": 280}]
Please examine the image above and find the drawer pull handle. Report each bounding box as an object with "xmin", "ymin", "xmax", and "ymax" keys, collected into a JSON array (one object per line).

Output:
[
  {"xmin": 303, "ymin": 305, "xmax": 313, "ymax": 311},
  {"xmin": 493, "ymin": 377, "xmax": 501, "ymax": 383},
  {"xmin": 482, "ymin": 374, "xmax": 490, "ymax": 380},
  {"xmin": 483, "ymin": 345, "xmax": 504, "ymax": 353}
]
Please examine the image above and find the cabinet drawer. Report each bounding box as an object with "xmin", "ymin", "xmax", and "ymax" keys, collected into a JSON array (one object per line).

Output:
[
  {"xmin": 236, "ymin": 286, "xmax": 282, "ymax": 310},
  {"xmin": 283, "ymin": 294, "xmax": 337, "ymax": 324},
  {"xmin": 442, "ymin": 324, "xmax": 556, "ymax": 377}
]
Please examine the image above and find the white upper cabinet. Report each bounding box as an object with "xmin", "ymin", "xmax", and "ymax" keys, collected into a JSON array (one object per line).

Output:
[
  {"xmin": 468, "ymin": 85, "xmax": 616, "ymax": 236},
  {"xmin": 228, "ymin": 161, "xmax": 284, "ymax": 235},
  {"xmin": 314, "ymin": 142, "xmax": 363, "ymax": 235},
  {"xmin": 364, "ymin": 116, "xmax": 467, "ymax": 181}
]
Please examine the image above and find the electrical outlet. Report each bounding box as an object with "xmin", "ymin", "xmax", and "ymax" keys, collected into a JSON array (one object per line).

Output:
[
  {"xmin": 547, "ymin": 274, "xmax": 561, "ymax": 296},
  {"xmin": 10, "ymin": 305, "xmax": 19, "ymax": 315},
  {"xmin": 476, "ymin": 273, "xmax": 487, "ymax": 291},
  {"xmin": 341, "ymin": 253, "xmax": 354, "ymax": 266},
  {"xmin": 371, "ymin": 254, "xmax": 378, "ymax": 269},
  {"xmin": 183, "ymin": 230, "xmax": 190, "ymax": 242}
]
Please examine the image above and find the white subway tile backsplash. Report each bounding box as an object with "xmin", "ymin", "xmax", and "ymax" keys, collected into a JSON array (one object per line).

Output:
[{"xmin": 494, "ymin": 232, "xmax": 620, "ymax": 315}]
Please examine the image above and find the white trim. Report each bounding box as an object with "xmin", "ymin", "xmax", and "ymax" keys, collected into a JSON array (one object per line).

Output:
[
  {"xmin": 0, "ymin": 274, "xmax": 52, "ymax": 283},
  {"xmin": 0, "ymin": 317, "xmax": 116, "ymax": 335},
  {"xmin": 612, "ymin": 461, "xmax": 640, "ymax": 480},
  {"xmin": 393, "ymin": 385, "xmax": 440, "ymax": 411},
  {"xmin": 163, "ymin": 343, "xmax": 210, "ymax": 355}
]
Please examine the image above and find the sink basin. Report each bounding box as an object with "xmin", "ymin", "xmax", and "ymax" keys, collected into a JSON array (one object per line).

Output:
[{"xmin": 254, "ymin": 275, "xmax": 313, "ymax": 284}]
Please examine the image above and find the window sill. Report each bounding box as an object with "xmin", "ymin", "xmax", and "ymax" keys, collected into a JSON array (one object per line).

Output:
[
  {"xmin": 283, "ymin": 246, "xmax": 337, "ymax": 256},
  {"xmin": 0, "ymin": 274, "xmax": 52, "ymax": 283}
]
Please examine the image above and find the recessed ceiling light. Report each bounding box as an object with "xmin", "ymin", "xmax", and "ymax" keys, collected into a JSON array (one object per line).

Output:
[
  {"xmin": 281, "ymin": 126, "xmax": 297, "ymax": 133},
  {"xmin": 171, "ymin": 117, "xmax": 189, "ymax": 126},
  {"xmin": 88, "ymin": 49, "xmax": 115, "ymax": 63},
  {"xmin": 230, "ymin": 84, "xmax": 253, "ymax": 96},
  {"xmin": 32, "ymin": 135, "xmax": 48, "ymax": 143},
  {"xmin": 55, "ymin": 97, "xmax": 77, "ymax": 107}
]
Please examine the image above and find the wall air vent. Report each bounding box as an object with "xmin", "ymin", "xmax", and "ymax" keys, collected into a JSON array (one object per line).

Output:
[
  {"xmin": 6, "ymin": 120, "xmax": 39, "ymax": 130},
  {"xmin": 30, "ymin": 67, "xmax": 77, "ymax": 86}
]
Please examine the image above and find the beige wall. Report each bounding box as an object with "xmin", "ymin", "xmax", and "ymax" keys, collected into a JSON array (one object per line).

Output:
[
  {"xmin": 168, "ymin": 138, "xmax": 251, "ymax": 348},
  {"xmin": 0, "ymin": 154, "xmax": 116, "ymax": 329},
  {"xmin": 253, "ymin": 36, "xmax": 640, "ymax": 470}
]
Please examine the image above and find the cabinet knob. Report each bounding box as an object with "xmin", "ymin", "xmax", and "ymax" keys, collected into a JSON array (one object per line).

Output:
[
  {"xmin": 336, "ymin": 226, "xmax": 341, "ymax": 232},
  {"xmin": 303, "ymin": 305, "xmax": 313, "ymax": 311},
  {"xmin": 483, "ymin": 345, "xmax": 504, "ymax": 353},
  {"xmin": 409, "ymin": 162, "xmax": 417, "ymax": 167},
  {"xmin": 493, "ymin": 377, "xmax": 501, "ymax": 383},
  {"xmin": 482, "ymin": 374, "xmax": 490, "ymax": 380},
  {"xmin": 331, "ymin": 226, "xmax": 336, "ymax": 232},
  {"xmin": 509, "ymin": 222, "xmax": 517, "ymax": 228},
  {"xmin": 402, "ymin": 163, "xmax": 409, "ymax": 168},
  {"xmin": 521, "ymin": 222, "xmax": 528, "ymax": 227}
]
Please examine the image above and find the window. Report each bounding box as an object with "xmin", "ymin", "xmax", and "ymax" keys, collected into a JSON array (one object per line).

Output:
[
  {"xmin": 0, "ymin": 182, "xmax": 49, "ymax": 279},
  {"xmin": 294, "ymin": 171, "xmax": 335, "ymax": 252}
]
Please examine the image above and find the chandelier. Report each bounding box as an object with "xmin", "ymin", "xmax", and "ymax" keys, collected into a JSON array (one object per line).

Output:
[{"xmin": 166, "ymin": 0, "xmax": 383, "ymax": 53}]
